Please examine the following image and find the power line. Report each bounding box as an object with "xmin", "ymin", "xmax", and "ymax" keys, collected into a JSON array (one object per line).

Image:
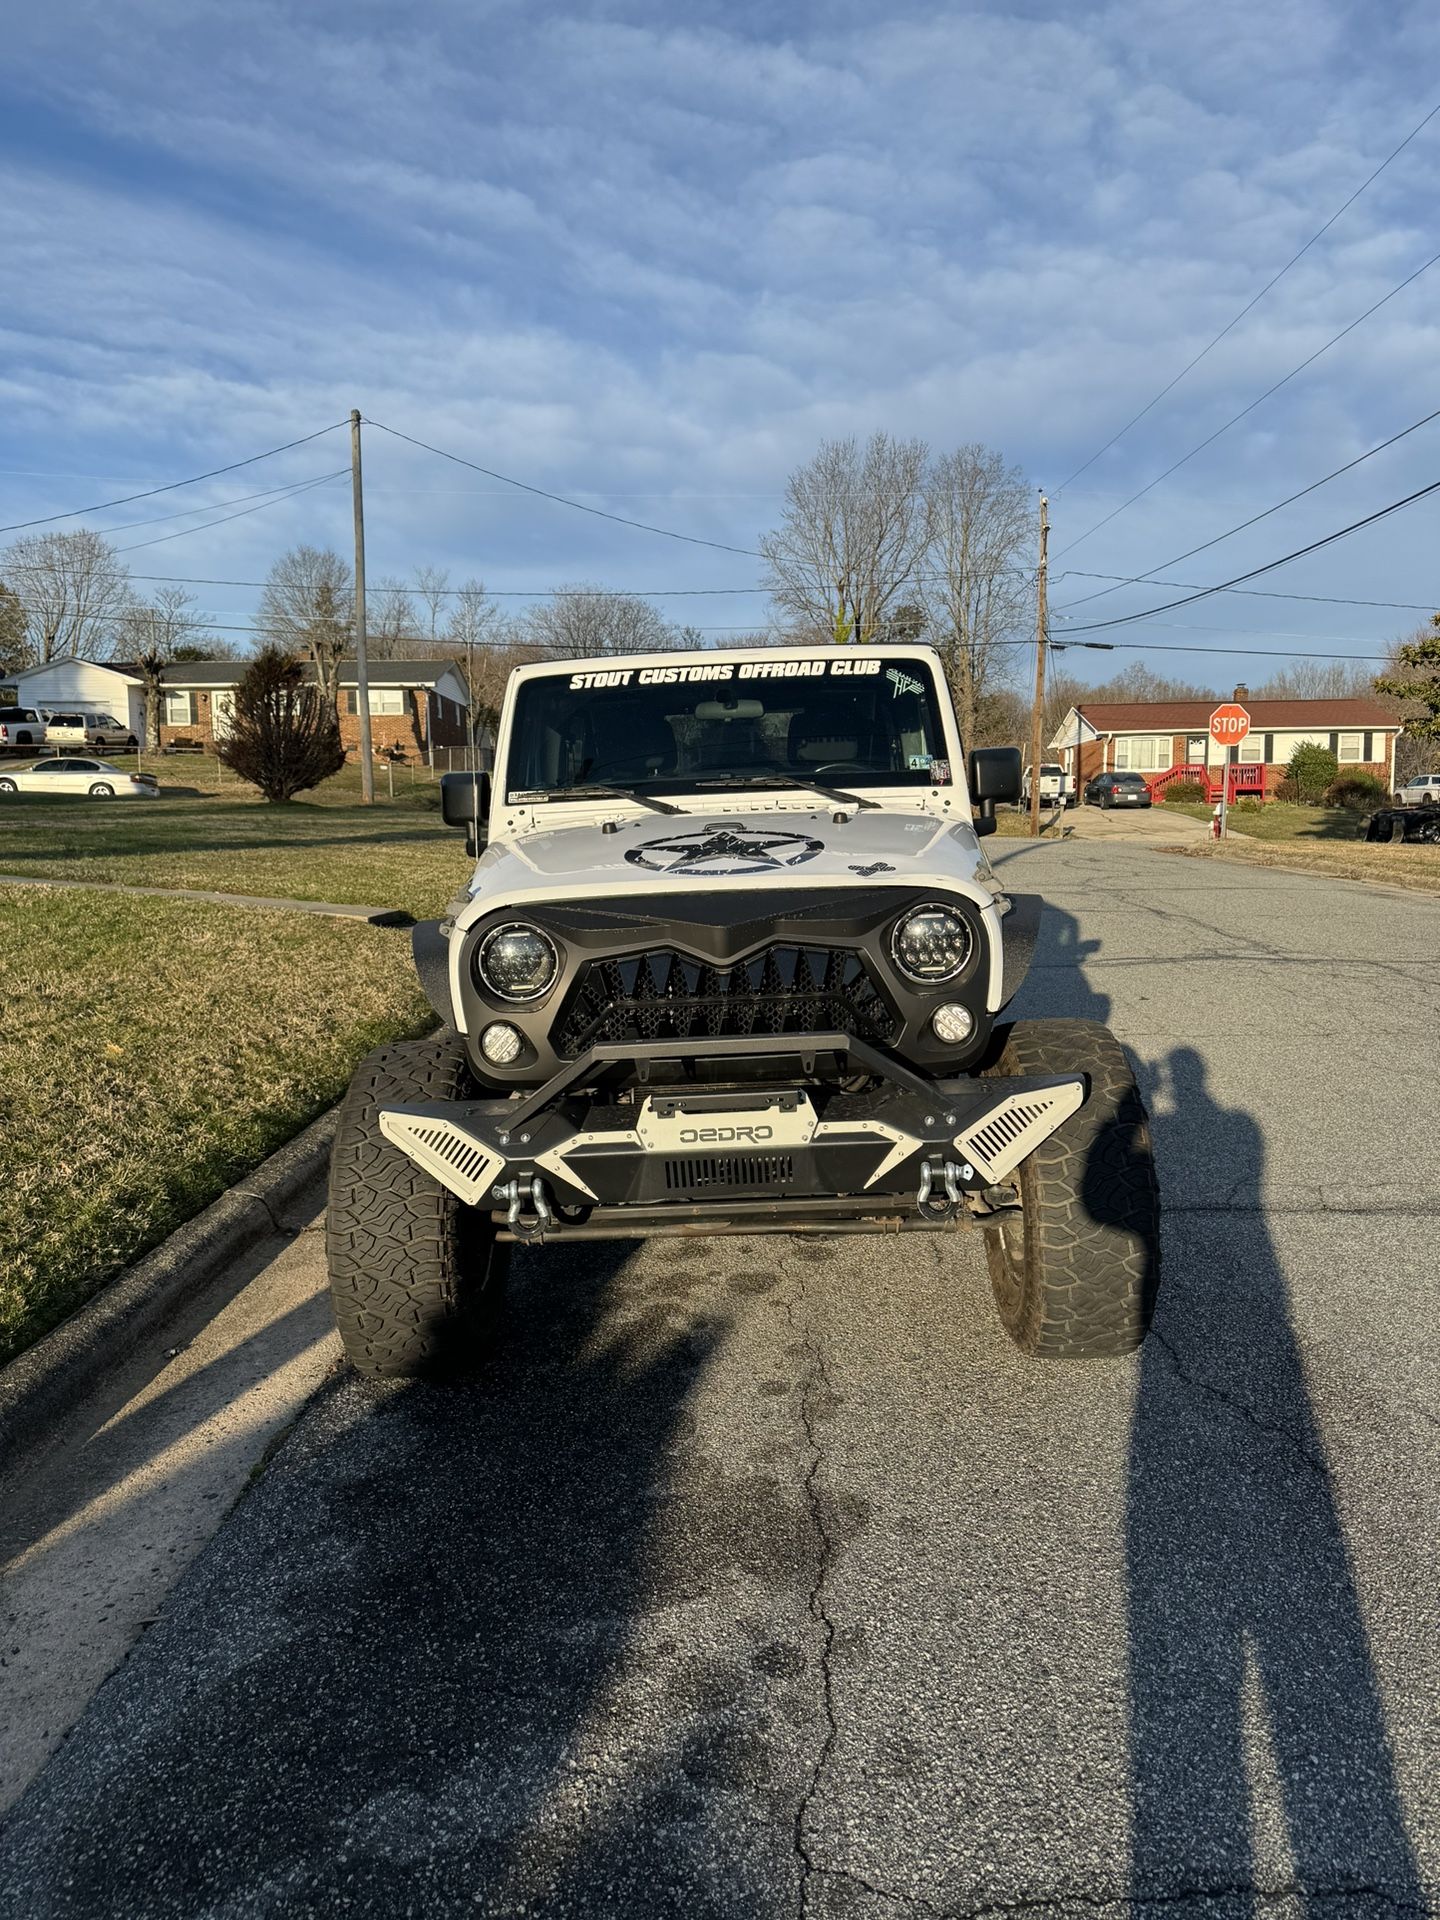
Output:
[
  {"xmin": 1057, "ymin": 98, "xmax": 1440, "ymax": 492},
  {"xmin": 1056, "ymin": 570, "xmax": 1437, "ymax": 613},
  {"xmin": 112, "ymin": 472, "xmax": 348, "ymax": 553},
  {"xmin": 86, "ymin": 472, "xmax": 351, "ymax": 538},
  {"xmin": 362, "ymin": 418, "xmax": 764, "ymax": 558},
  {"xmin": 1060, "ymin": 475, "xmax": 1440, "ymax": 633},
  {"xmin": 0, "ymin": 423, "xmax": 349, "ymax": 536},
  {"xmin": 1057, "ymin": 244, "xmax": 1440, "ymax": 558},
  {"xmin": 1052, "ymin": 401, "xmax": 1440, "ymax": 613}
]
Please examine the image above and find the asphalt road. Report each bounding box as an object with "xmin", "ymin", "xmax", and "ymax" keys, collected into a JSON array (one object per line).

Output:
[{"xmin": 3, "ymin": 839, "xmax": 1438, "ymax": 1918}]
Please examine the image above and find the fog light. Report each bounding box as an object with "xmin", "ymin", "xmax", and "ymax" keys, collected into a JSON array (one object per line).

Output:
[
  {"xmin": 480, "ymin": 1022, "xmax": 523, "ymax": 1066},
  {"xmin": 932, "ymin": 1003, "xmax": 974, "ymax": 1045}
]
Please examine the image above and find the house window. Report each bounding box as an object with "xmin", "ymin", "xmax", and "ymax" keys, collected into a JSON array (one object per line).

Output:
[
  {"xmin": 1238, "ymin": 739, "xmax": 1263, "ymax": 763},
  {"xmin": 163, "ymin": 690, "xmax": 196, "ymax": 726},
  {"xmin": 345, "ymin": 687, "xmax": 406, "ymax": 715},
  {"xmin": 1338, "ymin": 733, "xmax": 1363, "ymax": 763},
  {"xmin": 1114, "ymin": 735, "xmax": 1167, "ymax": 771}
]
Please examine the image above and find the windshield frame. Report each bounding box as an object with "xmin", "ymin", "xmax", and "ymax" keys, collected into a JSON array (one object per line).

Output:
[{"xmin": 494, "ymin": 647, "xmax": 965, "ymax": 810}]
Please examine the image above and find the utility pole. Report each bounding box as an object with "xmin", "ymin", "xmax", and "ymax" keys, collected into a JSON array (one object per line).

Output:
[
  {"xmin": 1027, "ymin": 492, "xmax": 1049, "ymax": 839},
  {"xmin": 350, "ymin": 409, "xmax": 376, "ymax": 805}
]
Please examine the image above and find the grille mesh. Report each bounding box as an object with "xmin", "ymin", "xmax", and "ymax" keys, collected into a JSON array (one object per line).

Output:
[
  {"xmin": 553, "ymin": 944, "xmax": 896, "ymax": 1058},
  {"xmin": 664, "ymin": 1154, "xmax": 796, "ymax": 1192}
]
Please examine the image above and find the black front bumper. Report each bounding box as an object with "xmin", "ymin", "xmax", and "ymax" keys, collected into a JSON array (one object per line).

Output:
[{"xmin": 378, "ymin": 1033, "xmax": 1086, "ymax": 1239}]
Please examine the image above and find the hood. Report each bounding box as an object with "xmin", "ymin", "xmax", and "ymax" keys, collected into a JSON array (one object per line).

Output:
[{"xmin": 466, "ymin": 805, "xmax": 993, "ymax": 903}]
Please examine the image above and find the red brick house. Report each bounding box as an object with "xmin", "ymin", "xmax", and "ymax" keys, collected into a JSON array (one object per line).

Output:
[
  {"xmin": 153, "ymin": 659, "xmax": 475, "ymax": 761},
  {"xmin": 1049, "ymin": 690, "xmax": 1403, "ymax": 803}
]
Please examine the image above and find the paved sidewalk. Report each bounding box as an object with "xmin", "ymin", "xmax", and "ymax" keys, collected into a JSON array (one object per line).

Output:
[
  {"xmin": 0, "ymin": 1180, "xmax": 336, "ymax": 1811},
  {"xmin": 0, "ymin": 872, "xmax": 411, "ymax": 924}
]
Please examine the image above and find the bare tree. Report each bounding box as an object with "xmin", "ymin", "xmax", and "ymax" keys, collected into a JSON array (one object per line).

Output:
[
  {"xmin": 921, "ymin": 446, "xmax": 1031, "ymax": 747},
  {"xmin": 0, "ymin": 529, "xmax": 134, "ymax": 663},
  {"xmin": 761, "ymin": 433, "xmax": 931, "ymax": 644},
  {"xmin": 1251, "ymin": 661, "xmax": 1376, "ymax": 700},
  {"xmin": 0, "ymin": 580, "xmax": 26, "ymax": 674},
  {"xmin": 516, "ymin": 584, "xmax": 676, "ymax": 659},
  {"xmin": 369, "ymin": 577, "xmax": 419, "ymax": 658},
  {"xmin": 443, "ymin": 578, "xmax": 500, "ymax": 656},
  {"xmin": 122, "ymin": 587, "xmax": 204, "ymax": 749},
  {"xmin": 258, "ymin": 545, "xmax": 353, "ymax": 710},
  {"xmin": 414, "ymin": 565, "xmax": 450, "ymax": 643}
]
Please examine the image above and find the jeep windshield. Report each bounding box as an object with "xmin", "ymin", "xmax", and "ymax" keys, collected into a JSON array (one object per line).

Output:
[{"xmin": 504, "ymin": 653, "xmax": 952, "ymax": 802}]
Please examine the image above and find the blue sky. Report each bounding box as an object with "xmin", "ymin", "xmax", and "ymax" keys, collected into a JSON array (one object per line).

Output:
[{"xmin": 2, "ymin": 0, "xmax": 1438, "ymax": 688}]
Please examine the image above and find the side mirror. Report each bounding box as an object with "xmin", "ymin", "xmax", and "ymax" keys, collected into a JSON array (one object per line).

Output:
[
  {"xmin": 967, "ymin": 746, "xmax": 1021, "ymax": 828},
  {"xmin": 440, "ymin": 770, "xmax": 491, "ymax": 856}
]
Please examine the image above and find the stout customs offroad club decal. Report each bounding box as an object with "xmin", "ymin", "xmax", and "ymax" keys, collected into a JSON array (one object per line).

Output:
[{"xmin": 625, "ymin": 823, "xmax": 825, "ymax": 876}]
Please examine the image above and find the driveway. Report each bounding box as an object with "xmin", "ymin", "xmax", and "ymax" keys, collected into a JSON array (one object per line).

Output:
[
  {"xmin": 2, "ymin": 840, "xmax": 1437, "ymax": 1918},
  {"xmin": 1062, "ymin": 798, "xmax": 1211, "ymax": 841}
]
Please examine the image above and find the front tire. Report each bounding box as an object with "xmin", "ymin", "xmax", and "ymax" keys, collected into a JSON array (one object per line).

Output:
[
  {"xmin": 981, "ymin": 1019, "xmax": 1159, "ymax": 1357},
  {"xmin": 326, "ymin": 1031, "xmax": 506, "ymax": 1378},
  {"xmin": 0, "ymin": 778, "xmax": 16, "ymax": 795}
]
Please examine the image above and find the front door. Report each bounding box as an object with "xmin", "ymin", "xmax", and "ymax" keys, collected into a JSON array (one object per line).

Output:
[{"xmin": 212, "ymin": 692, "xmax": 235, "ymax": 742}]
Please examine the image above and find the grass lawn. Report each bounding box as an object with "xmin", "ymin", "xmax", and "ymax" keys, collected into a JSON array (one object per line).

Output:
[
  {"xmin": 0, "ymin": 763, "xmax": 472, "ymax": 922},
  {"xmin": 0, "ymin": 884, "xmax": 432, "ymax": 1365},
  {"xmin": 1158, "ymin": 801, "xmax": 1440, "ymax": 894}
]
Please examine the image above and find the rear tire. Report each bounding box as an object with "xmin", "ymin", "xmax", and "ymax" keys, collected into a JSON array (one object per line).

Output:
[
  {"xmin": 981, "ymin": 1019, "xmax": 1159, "ymax": 1357},
  {"xmin": 88, "ymin": 782, "xmax": 115, "ymax": 798},
  {"xmin": 326, "ymin": 1031, "xmax": 506, "ymax": 1378}
]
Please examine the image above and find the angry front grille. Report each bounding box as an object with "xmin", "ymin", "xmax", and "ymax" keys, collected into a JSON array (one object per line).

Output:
[{"xmin": 552, "ymin": 944, "xmax": 899, "ymax": 1057}]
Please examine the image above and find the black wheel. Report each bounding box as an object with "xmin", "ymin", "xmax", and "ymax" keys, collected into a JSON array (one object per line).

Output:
[
  {"xmin": 326, "ymin": 1031, "xmax": 506, "ymax": 1378},
  {"xmin": 88, "ymin": 782, "xmax": 115, "ymax": 798},
  {"xmin": 1102, "ymin": 793, "xmax": 1113, "ymax": 809},
  {"xmin": 980, "ymin": 1019, "xmax": 1159, "ymax": 1357},
  {"xmin": 0, "ymin": 777, "xmax": 16, "ymax": 794}
]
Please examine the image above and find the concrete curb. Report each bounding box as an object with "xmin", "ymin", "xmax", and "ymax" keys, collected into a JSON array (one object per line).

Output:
[{"xmin": 0, "ymin": 1107, "xmax": 340, "ymax": 1466}]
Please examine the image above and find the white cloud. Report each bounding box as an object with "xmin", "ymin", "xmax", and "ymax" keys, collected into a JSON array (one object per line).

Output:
[{"xmin": 2, "ymin": 0, "xmax": 1438, "ymax": 677}]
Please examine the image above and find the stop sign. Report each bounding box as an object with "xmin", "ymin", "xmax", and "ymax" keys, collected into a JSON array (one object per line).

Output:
[{"xmin": 1209, "ymin": 703, "xmax": 1251, "ymax": 747}]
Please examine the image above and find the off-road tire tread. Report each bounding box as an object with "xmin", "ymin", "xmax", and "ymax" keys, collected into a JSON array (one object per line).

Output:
[
  {"xmin": 983, "ymin": 1018, "xmax": 1159, "ymax": 1357},
  {"xmin": 326, "ymin": 1031, "xmax": 500, "ymax": 1377}
]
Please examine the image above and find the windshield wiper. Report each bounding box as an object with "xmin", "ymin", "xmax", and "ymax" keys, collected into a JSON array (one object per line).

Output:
[
  {"xmin": 695, "ymin": 773, "xmax": 878, "ymax": 811},
  {"xmin": 510, "ymin": 783, "xmax": 682, "ymax": 816}
]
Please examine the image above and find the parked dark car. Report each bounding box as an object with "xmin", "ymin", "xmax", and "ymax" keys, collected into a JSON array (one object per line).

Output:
[{"xmin": 1084, "ymin": 771, "xmax": 1152, "ymax": 809}]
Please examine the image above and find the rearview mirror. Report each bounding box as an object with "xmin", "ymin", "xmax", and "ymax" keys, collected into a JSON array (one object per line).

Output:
[
  {"xmin": 441, "ymin": 770, "xmax": 491, "ymax": 856},
  {"xmin": 967, "ymin": 747, "xmax": 1020, "ymax": 836}
]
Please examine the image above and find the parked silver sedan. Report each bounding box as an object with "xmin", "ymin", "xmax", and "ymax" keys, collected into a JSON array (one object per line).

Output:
[{"xmin": 0, "ymin": 757, "xmax": 160, "ymax": 800}]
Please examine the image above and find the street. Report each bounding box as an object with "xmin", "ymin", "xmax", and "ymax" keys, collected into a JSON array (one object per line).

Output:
[{"xmin": 2, "ymin": 838, "xmax": 1438, "ymax": 1917}]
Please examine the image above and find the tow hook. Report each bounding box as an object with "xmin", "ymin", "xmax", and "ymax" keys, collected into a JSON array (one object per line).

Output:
[
  {"xmin": 498, "ymin": 1175, "xmax": 555, "ymax": 1240},
  {"xmin": 915, "ymin": 1156, "xmax": 974, "ymax": 1221}
]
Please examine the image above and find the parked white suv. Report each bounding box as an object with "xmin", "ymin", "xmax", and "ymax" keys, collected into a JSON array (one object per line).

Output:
[
  {"xmin": 0, "ymin": 706, "xmax": 48, "ymax": 753},
  {"xmin": 1397, "ymin": 772, "xmax": 1440, "ymax": 807},
  {"xmin": 40, "ymin": 709, "xmax": 138, "ymax": 752},
  {"xmin": 1021, "ymin": 762, "xmax": 1067, "ymax": 807}
]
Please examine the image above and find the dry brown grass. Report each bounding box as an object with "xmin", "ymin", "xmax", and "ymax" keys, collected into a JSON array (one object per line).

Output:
[
  {"xmin": 1161, "ymin": 836, "xmax": 1440, "ymax": 895},
  {"xmin": 0, "ymin": 883, "xmax": 431, "ymax": 1363}
]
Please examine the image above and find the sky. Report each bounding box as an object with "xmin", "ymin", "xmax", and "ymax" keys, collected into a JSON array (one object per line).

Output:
[{"xmin": 2, "ymin": 0, "xmax": 1439, "ymax": 691}]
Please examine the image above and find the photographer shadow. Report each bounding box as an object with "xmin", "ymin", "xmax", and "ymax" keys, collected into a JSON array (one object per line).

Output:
[{"xmin": 1127, "ymin": 1047, "xmax": 1421, "ymax": 1901}]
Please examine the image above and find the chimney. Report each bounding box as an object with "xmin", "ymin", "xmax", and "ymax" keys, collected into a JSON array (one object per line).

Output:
[{"xmin": 1233, "ymin": 683, "xmax": 1249, "ymax": 701}]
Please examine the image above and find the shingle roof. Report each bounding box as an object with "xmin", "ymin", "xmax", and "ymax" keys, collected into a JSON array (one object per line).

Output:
[{"xmin": 1068, "ymin": 697, "xmax": 1400, "ymax": 732}]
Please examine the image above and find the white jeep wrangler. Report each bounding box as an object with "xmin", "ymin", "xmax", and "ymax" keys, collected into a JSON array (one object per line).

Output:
[{"xmin": 327, "ymin": 645, "xmax": 1159, "ymax": 1374}]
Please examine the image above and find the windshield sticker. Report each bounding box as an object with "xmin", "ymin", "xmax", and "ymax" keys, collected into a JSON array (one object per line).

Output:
[
  {"xmin": 907, "ymin": 752, "xmax": 933, "ymax": 771},
  {"xmin": 567, "ymin": 658, "xmax": 885, "ymax": 691},
  {"xmin": 930, "ymin": 760, "xmax": 951, "ymax": 785},
  {"xmin": 887, "ymin": 667, "xmax": 924, "ymax": 699},
  {"xmin": 625, "ymin": 823, "xmax": 824, "ymax": 876}
]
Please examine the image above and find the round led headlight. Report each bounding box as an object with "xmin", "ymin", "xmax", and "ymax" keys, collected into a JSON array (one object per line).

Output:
[
  {"xmin": 932, "ymin": 1002, "xmax": 975, "ymax": 1045},
  {"xmin": 480, "ymin": 1022, "xmax": 524, "ymax": 1066},
  {"xmin": 476, "ymin": 922, "xmax": 558, "ymax": 1001},
  {"xmin": 891, "ymin": 903, "xmax": 973, "ymax": 984}
]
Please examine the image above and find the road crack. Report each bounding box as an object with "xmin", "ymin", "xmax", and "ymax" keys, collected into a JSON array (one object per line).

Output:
[
  {"xmin": 785, "ymin": 1268, "xmax": 841, "ymax": 1919},
  {"xmin": 1150, "ymin": 1330, "xmax": 1327, "ymax": 1477}
]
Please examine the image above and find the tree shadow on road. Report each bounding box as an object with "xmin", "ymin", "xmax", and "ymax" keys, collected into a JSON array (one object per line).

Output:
[{"xmin": 0, "ymin": 1237, "xmax": 810, "ymax": 1916}]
